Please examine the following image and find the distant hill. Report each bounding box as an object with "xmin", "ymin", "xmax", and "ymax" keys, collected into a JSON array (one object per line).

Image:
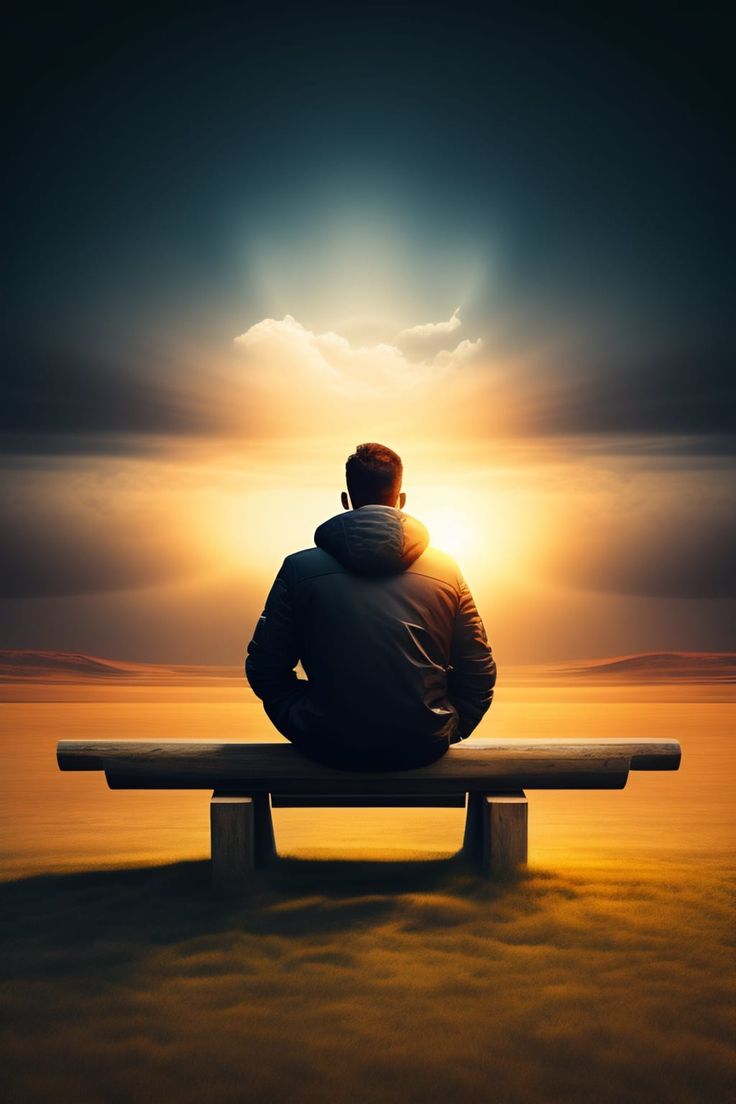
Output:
[
  {"xmin": 510, "ymin": 652, "xmax": 736, "ymax": 684},
  {"xmin": 558, "ymin": 652, "xmax": 736, "ymax": 682},
  {"xmin": 1, "ymin": 649, "xmax": 734, "ymax": 685},
  {"xmin": 0, "ymin": 650, "xmax": 241, "ymax": 683}
]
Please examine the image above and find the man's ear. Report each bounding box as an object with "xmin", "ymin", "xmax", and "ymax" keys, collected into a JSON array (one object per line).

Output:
[
  {"xmin": 399, "ymin": 491, "xmax": 406, "ymax": 509},
  {"xmin": 341, "ymin": 491, "xmax": 350, "ymax": 511}
]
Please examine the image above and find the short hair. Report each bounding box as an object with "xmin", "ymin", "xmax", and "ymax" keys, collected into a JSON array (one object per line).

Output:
[{"xmin": 345, "ymin": 442, "xmax": 403, "ymax": 507}]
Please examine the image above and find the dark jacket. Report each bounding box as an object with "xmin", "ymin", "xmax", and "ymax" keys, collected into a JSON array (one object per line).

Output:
[{"xmin": 245, "ymin": 504, "xmax": 496, "ymax": 769}]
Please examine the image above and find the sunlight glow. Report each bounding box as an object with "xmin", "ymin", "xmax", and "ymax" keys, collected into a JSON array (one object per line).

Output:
[{"xmin": 423, "ymin": 508, "xmax": 471, "ymax": 560}]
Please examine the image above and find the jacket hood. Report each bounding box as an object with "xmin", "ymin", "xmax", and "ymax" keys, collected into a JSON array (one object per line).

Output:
[{"xmin": 314, "ymin": 505, "xmax": 429, "ymax": 575}]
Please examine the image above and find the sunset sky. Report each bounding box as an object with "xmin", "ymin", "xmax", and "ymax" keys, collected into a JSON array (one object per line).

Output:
[{"xmin": 3, "ymin": 5, "xmax": 733, "ymax": 663}]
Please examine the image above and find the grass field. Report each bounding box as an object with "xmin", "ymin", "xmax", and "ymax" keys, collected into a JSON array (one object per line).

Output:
[{"xmin": 1, "ymin": 667, "xmax": 734, "ymax": 1103}]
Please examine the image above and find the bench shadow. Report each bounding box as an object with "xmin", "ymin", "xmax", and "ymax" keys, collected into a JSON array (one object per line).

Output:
[{"xmin": 1, "ymin": 850, "xmax": 533, "ymax": 958}]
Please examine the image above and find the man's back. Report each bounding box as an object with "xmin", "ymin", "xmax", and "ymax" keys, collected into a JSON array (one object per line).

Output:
[{"xmin": 246, "ymin": 503, "xmax": 496, "ymax": 770}]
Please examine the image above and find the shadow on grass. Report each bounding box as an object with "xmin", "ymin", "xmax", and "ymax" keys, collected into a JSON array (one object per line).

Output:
[
  {"xmin": 2, "ymin": 853, "xmax": 734, "ymax": 1104},
  {"xmin": 0, "ymin": 853, "xmax": 545, "ymax": 1013},
  {"xmin": 1, "ymin": 850, "xmax": 533, "ymax": 949}
]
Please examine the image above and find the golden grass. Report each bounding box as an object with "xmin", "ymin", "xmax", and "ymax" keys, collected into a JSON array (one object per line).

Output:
[
  {"xmin": 3, "ymin": 679, "xmax": 734, "ymax": 1100},
  {"xmin": 2, "ymin": 856, "xmax": 734, "ymax": 1104}
]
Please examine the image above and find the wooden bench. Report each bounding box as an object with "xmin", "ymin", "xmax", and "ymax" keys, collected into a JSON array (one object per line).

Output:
[{"xmin": 57, "ymin": 738, "xmax": 681, "ymax": 894}]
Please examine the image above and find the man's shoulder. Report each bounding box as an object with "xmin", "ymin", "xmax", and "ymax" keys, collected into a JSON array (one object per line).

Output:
[
  {"xmin": 406, "ymin": 546, "xmax": 463, "ymax": 590},
  {"xmin": 282, "ymin": 546, "xmax": 345, "ymax": 584},
  {"xmin": 279, "ymin": 545, "xmax": 462, "ymax": 589}
]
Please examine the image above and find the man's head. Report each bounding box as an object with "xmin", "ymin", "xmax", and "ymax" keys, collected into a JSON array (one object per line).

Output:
[{"xmin": 342, "ymin": 442, "xmax": 406, "ymax": 510}]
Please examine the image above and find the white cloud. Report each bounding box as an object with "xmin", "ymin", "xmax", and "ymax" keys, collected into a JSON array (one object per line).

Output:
[
  {"xmin": 234, "ymin": 312, "xmax": 482, "ymax": 398},
  {"xmin": 432, "ymin": 337, "xmax": 484, "ymax": 370},
  {"xmin": 396, "ymin": 307, "xmax": 462, "ymax": 340}
]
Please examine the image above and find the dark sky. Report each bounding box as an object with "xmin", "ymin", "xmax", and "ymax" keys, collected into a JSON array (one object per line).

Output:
[
  {"xmin": 5, "ymin": 2, "xmax": 733, "ymax": 450},
  {"xmin": 2, "ymin": 2, "xmax": 734, "ymax": 661}
]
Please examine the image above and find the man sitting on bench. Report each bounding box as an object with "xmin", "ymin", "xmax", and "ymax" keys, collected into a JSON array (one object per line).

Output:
[{"xmin": 245, "ymin": 442, "xmax": 496, "ymax": 771}]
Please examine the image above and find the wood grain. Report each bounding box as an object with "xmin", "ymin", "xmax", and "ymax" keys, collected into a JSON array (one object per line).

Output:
[
  {"xmin": 56, "ymin": 738, "xmax": 681, "ymax": 793},
  {"xmin": 210, "ymin": 793, "xmax": 254, "ymax": 896},
  {"xmin": 462, "ymin": 791, "xmax": 528, "ymax": 875},
  {"xmin": 484, "ymin": 794, "xmax": 528, "ymax": 877}
]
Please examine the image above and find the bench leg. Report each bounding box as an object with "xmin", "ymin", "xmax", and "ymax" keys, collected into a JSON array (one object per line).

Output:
[
  {"xmin": 462, "ymin": 791, "xmax": 486, "ymax": 862},
  {"xmin": 211, "ymin": 793, "xmax": 254, "ymax": 895},
  {"xmin": 253, "ymin": 792, "xmax": 277, "ymax": 867},
  {"xmin": 463, "ymin": 791, "xmax": 528, "ymax": 877}
]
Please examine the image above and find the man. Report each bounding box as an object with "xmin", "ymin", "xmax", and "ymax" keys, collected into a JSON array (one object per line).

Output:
[{"xmin": 245, "ymin": 442, "xmax": 496, "ymax": 770}]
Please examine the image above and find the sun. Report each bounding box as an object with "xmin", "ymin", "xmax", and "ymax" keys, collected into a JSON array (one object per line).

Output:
[
  {"xmin": 408, "ymin": 479, "xmax": 536, "ymax": 584},
  {"xmin": 423, "ymin": 508, "xmax": 471, "ymax": 560}
]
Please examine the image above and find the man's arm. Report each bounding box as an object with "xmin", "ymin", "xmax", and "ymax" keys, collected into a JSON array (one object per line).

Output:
[
  {"xmin": 446, "ymin": 576, "xmax": 496, "ymax": 742},
  {"xmin": 245, "ymin": 558, "xmax": 306, "ymax": 737}
]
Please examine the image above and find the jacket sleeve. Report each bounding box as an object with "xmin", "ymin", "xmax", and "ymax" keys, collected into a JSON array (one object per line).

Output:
[
  {"xmin": 446, "ymin": 575, "xmax": 496, "ymax": 742},
  {"xmin": 245, "ymin": 558, "xmax": 307, "ymax": 737}
]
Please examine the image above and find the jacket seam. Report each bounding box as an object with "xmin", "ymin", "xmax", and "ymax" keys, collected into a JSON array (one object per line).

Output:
[
  {"xmin": 292, "ymin": 566, "xmax": 348, "ymax": 585},
  {"xmin": 405, "ymin": 569, "xmax": 461, "ymax": 596},
  {"xmin": 290, "ymin": 566, "xmax": 459, "ymax": 593}
]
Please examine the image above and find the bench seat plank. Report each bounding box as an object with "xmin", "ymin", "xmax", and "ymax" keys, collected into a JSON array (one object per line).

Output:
[{"xmin": 56, "ymin": 738, "xmax": 681, "ymax": 793}]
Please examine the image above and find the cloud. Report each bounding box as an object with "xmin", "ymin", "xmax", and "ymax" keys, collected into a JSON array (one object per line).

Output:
[
  {"xmin": 546, "ymin": 489, "xmax": 736, "ymax": 600},
  {"xmin": 0, "ymin": 341, "xmax": 225, "ymax": 455},
  {"xmin": 516, "ymin": 341, "xmax": 736, "ymax": 445},
  {"xmin": 432, "ymin": 338, "xmax": 484, "ymax": 371},
  {"xmin": 0, "ymin": 473, "xmax": 215, "ymax": 599},
  {"xmin": 234, "ymin": 313, "xmax": 482, "ymax": 398},
  {"xmin": 396, "ymin": 308, "xmax": 462, "ymax": 340},
  {"xmin": 394, "ymin": 308, "xmax": 479, "ymax": 364},
  {"xmin": 1, "ymin": 510, "xmax": 197, "ymax": 599}
]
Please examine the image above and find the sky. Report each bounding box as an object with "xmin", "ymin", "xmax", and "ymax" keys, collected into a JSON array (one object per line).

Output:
[{"xmin": 3, "ymin": 2, "xmax": 734, "ymax": 664}]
